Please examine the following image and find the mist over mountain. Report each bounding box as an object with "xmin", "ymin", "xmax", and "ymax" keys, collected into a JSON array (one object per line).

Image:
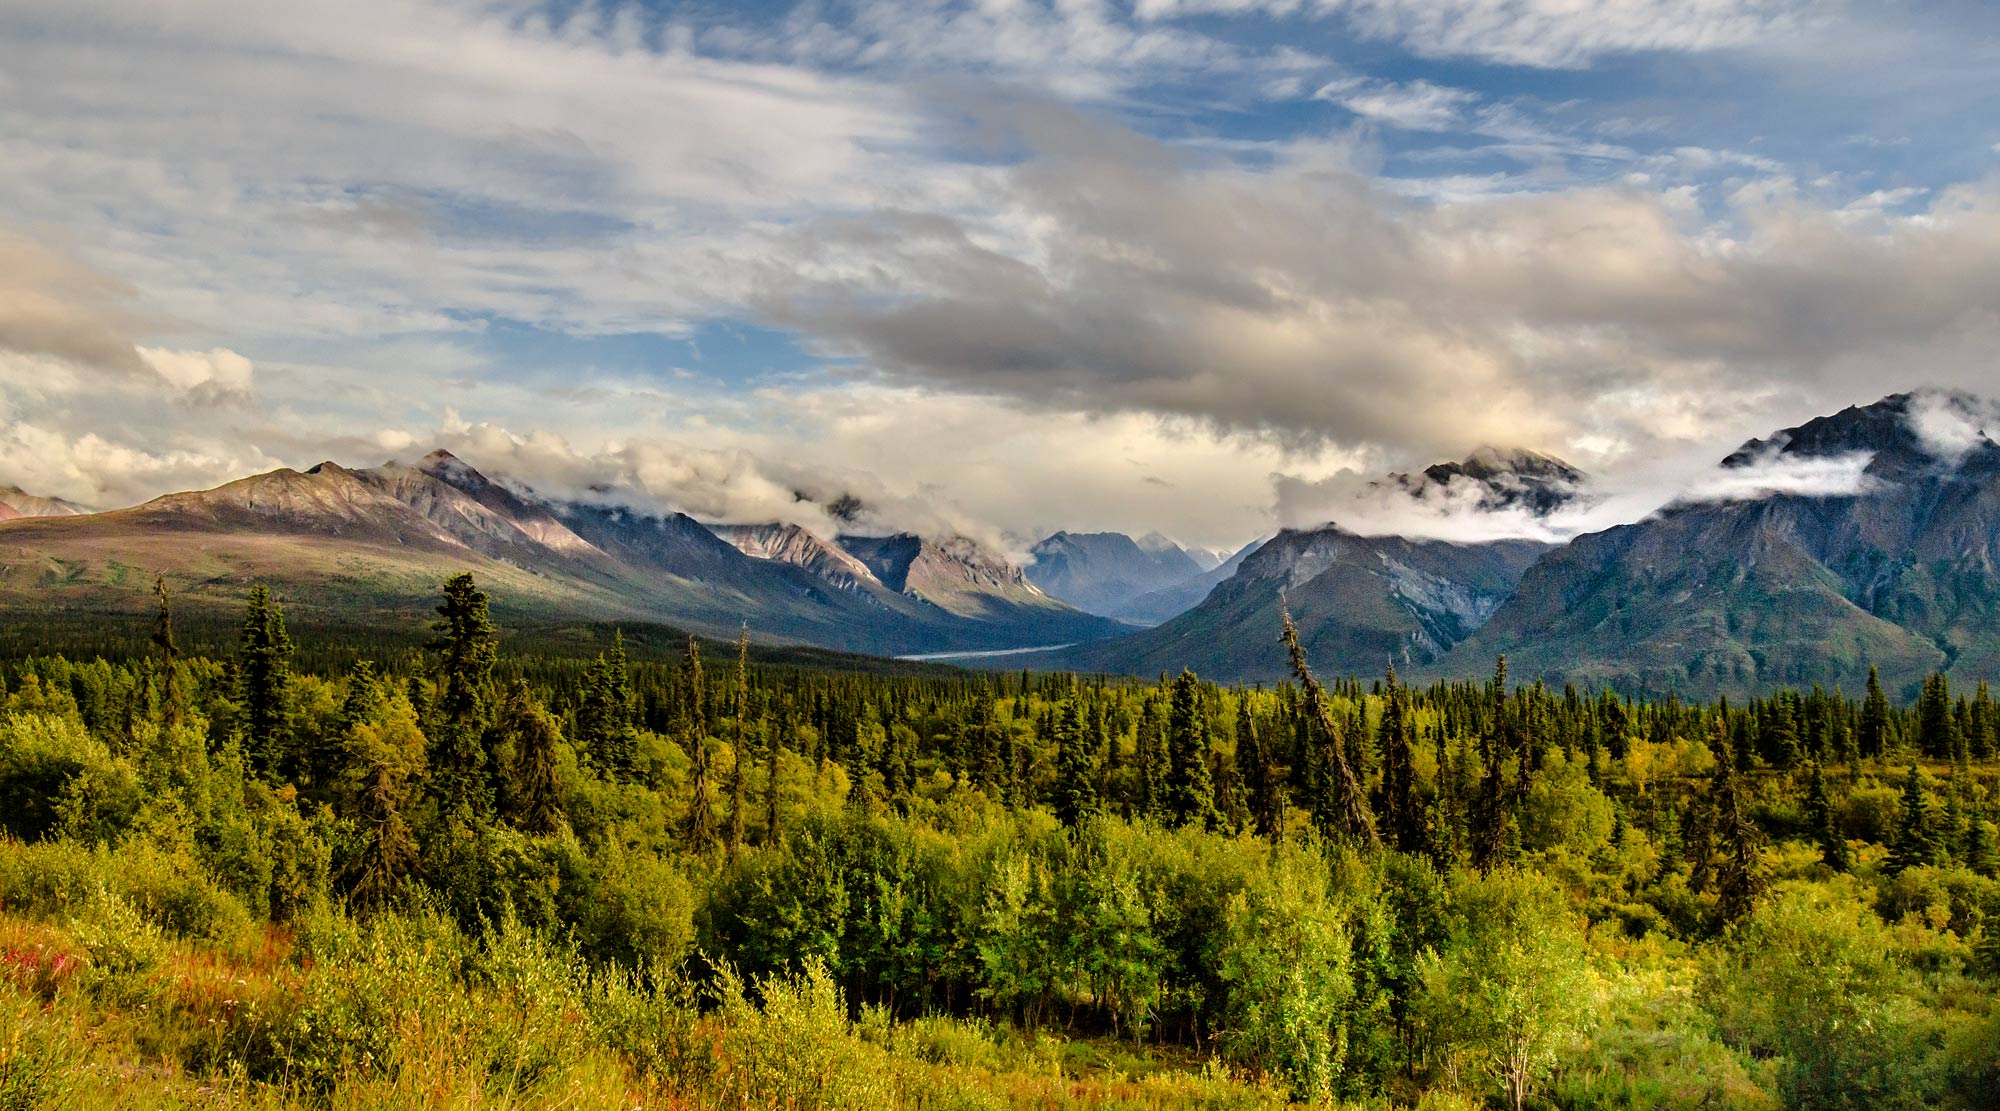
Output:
[{"xmin": 1442, "ymin": 391, "xmax": 2000, "ymax": 696}]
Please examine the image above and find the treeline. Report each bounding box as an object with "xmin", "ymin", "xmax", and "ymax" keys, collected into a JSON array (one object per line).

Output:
[{"xmin": 0, "ymin": 574, "xmax": 1997, "ymax": 1109}]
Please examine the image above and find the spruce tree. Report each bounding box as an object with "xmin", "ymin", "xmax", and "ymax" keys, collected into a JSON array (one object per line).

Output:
[
  {"xmin": 1052, "ymin": 695, "xmax": 1098, "ymax": 827},
  {"xmin": 1165, "ymin": 670, "xmax": 1221, "ymax": 830},
  {"xmin": 1376, "ymin": 664, "xmax": 1426, "ymax": 855},
  {"xmin": 1711, "ymin": 723, "xmax": 1766, "ymax": 927},
  {"xmin": 728, "ymin": 627, "xmax": 750, "ymax": 858},
  {"xmin": 152, "ymin": 574, "xmax": 184, "ymax": 728},
  {"xmin": 1137, "ymin": 692, "xmax": 1169, "ymax": 822},
  {"xmin": 1887, "ymin": 763, "xmax": 1942, "ymax": 875},
  {"xmin": 765, "ymin": 699, "xmax": 788, "ymax": 846},
  {"xmin": 1803, "ymin": 760, "xmax": 1849, "ymax": 871},
  {"xmin": 1860, "ymin": 665, "xmax": 1892, "ymax": 758},
  {"xmin": 681, "ymin": 636, "xmax": 715, "ymax": 848},
  {"xmin": 1917, "ymin": 673, "xmax": 1956, "ymax": 759},
  {"xmin": 1281, "ymin": 606, "xmax": 1376, "ymax": 844},
  {"xmin": 578, "ymin": 632, "xmax": 637, "ymax": 780},
  {"xmin": 427, "ymin": 573, "xmax": 498, "ymax": 820},
  {"xmin": 238, "ymin": 585, "xmax": 295, "ymax": 780},
  {"xmin": 496, "ymin": 680, "xmax": 565, "ymax": 835},
  {"xmin": 1238, "ymin": 697, "xmax": 1284, "ymax": 838}
]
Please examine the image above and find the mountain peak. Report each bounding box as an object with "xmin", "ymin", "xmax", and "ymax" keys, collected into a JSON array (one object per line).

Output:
[
  {"xmin": 1720, "ymin": 390, "xmax": 1998, "ymax": 481},
  {"xmin": 1391, "ymin": 446, "xmax": 1586, "ymax": 516}
]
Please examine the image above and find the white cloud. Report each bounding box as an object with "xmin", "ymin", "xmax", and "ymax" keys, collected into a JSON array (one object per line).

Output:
[
  {"xmin": 1678, "ymin": 449, "xmax": 1880, "ymax": 503},
  {"xmin": 1907, "ymin": 390, "xmax": 2000, "ymax": 464},
  {"xmin": 136, "ymin": 346, "xmax": 254, "ymax": 399},
  {"xmin": 1318, "ymin": 0, "xmax": 1818, "ymax": 68},
  {"xmin": 1313, "ymin": 77, "xmax": 1479, "ymax": 131}
]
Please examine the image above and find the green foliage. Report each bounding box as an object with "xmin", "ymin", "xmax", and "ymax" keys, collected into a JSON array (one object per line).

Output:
[
  {"xmin": 1416, "ymin": 867, "xmax": 1601, "ymax": 1111},
  {"xmin": 0, "ymin": 579, "xmax": 1997, "ymax": 1109}
]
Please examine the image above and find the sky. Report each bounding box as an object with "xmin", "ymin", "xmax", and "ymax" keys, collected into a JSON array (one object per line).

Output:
[{"xmin": 2, "ymin": 0, "xmax": 1999, "ymax": 555}]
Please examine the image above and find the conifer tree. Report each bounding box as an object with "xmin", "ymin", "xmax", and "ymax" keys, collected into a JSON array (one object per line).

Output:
[
  {"xmin": 1376, "ymin": 664, "xmax": 1426, "ymax": 855},
  {"xmin": 1711, "ymin": 723, "xmax": 1765, "ymax": 926},
  {"xmin": 238, "ymin": 585, "xmax": 295, "ymax": 780},
  {"xmin": 681, "ymin": 636, "xmax": 715, "ymax": 848},
  {"xmin": 765, "ymin": 698, "xmax": 788, "ymax": 845},
  {"xmin": 1052, "ymin": 694, "xmax": 1098, "ymax": 827},
  {"xmin": 1917, "ymin": 673, "xmax": 1956, "ymax": 759},
  {"xmin": 496, "ymin": 680, "xmax": 565, "ymax": 835},
  {"xmin": 152, "ymin": 574, "xmax": 184, "ymax": 728},
  {"xmin": 1803, "ymin": 760, "xmax": 1849, "ymax": 871},
  {"xmin": 1472, "ymin": 658, "xmax": 1517, "ymax": 871},
  {"xmin": 728, "ymin": 626, "xmax": 750, "ymax": 858},
  {"xmin": 1238, "ymin": 697, "xmax": 1284, "ymax": 838},
  {"xmin": 427, "ymin": 573, "xmax": 498, "ymax": 820},
  {"xmin": 1966, "ymin": 795, "xmax": 1997, "ymax": 878},
  {"xmin": 1137, "ymin": 692, "xmax": 1169, "ymax": 821},
  {"xmin": 578, "ymin": 632, "xmax": 637, "ymax": 779},
  {"xmin": 1280, "ymin": 606, "xmax": 1375, "ymax": 844},
  {"xmin": 1165, "ymin": 670, "xmax": 1221, "ymax": 830},
  {"xmin": 1860, "ymin": 665, "xmax": 1892, "ymax": 758},
  {"xmin": 1887, "ymin": 763, "xmax": 1942, "ymax": 875}
]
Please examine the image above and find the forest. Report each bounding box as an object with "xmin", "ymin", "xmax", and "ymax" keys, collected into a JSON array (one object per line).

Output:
[{"xmin": 1, "ymin": 572, "xmax": 1996, "ymax": 1110}]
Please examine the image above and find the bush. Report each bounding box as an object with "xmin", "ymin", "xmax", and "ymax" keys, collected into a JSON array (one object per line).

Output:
[
  {"xmin": 0, "ymin": 838, "xmax": 252, "ymax": 943},
  {"xmin": 0, "ymin": 712, "xmax": 138, "ymax": 842}
]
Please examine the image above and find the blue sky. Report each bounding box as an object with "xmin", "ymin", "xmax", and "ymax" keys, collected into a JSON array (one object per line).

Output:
[{"xmin": 2, "ymin": 0, "xmax": 1998, "ymax": 550}]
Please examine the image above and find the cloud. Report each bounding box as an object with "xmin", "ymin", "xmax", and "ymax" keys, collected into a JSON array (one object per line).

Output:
[
  {"xmin": 1314, "ymin": 77, "xmax": 1479, "ymax": 131},
  {"xmin": 1676, "ymin": 449, "xmax": 1880, "ymax": 502},
  {"xmin": 0, "ymin": 232, "xmax": 150, "ymax": 374},
  {"xmin": 1906, "ymin": 389, "xmax": 2000, "ymax": 464},
  {"xmin": 1318, "ymin": 0, "xmax": 1817, "ymax": 68},
  {"xmin": 136, "ymin": 346, "xmax": 254, "ymax": 401}
]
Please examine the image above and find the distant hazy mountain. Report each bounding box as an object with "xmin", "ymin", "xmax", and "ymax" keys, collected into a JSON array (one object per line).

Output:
[
  {"xmin": 0, "ymin": 486, "xmax": 91, "ymax": 519},
  {"xmin": 1443, "ymin": 392, "xmax": 2000, "ymax": 696},
  {"xmin": 1025, "ymin": 530, "xmax": 1206, "ymax": 616},
  {"xmin": 0, "ymin": 450, "xmax": 1120, "ymax": 656},
  {"xmin": 1107, "ymin": 533, "xmax": 1271, "ymax": 625}
]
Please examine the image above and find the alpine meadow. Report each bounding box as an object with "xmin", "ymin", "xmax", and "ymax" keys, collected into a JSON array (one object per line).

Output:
[{"xmin": 3, "ymin": 2, "xmax": 2000, "ymax": 1110}]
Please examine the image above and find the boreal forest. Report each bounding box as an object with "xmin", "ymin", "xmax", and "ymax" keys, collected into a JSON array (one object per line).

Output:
[{"xmin": 1, "ymin": 573, "xmax": 1997, "ymax": 1111}]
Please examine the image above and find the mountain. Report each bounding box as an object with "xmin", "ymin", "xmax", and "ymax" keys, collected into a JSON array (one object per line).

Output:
[
  {"xmin": 0, "ymin": 451, "xmax": 1121, "ymax": 656},
  {"xmin": 1106, "ymin": 533, "xmax": 1271, "ymax": 625},
  {"xmin": 1025, "ymin": 530, "xmax": 1205, "ymax": 616},
  {"xmin": 1389, "ymin": 446, "xmax": 1586, "ymax": 515},
  {"xmin": 1042, "ymin": 525, "xmax": 1548, "ymax": 682},
  {"xmin": 0, "ymin": 486, "xmax": 91, "ymax": 518},
  {"xmin": 714, "ymin": 522, "xmax": 881, "ymax": 592},
  {"xmin": 1443, "ymin": 392, "xmax": 2000, "ymax": 696}
]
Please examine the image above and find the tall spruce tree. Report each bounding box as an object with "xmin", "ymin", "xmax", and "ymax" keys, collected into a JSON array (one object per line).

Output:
[
  {"xmin": 1887, "ymin": 763, "xmax": 1942, "ymax": 875},
  {"xmin": 728, "ymin": 626, "xmax": 750, "ymax": 858},
  {"xmin": 1860, "ymin": 666, "xmax": 1892, "ymax": 758},
  {"xmin": 1280, "ymin": 606, "xmax": 1376, "ymax": 844},
  {"xmin": 1803, "ymin": 760, "xmax": 1849, "ymax": 871},
  {"xmin": 1376, "ymin": 664, "xmax": 1426, "ymax": 855},
  {"xmin": 1711, "ymin": 722, "xmax": 1766, "ymax": 927},
  {"xmin": 238, "ymin": 585, "xmax": 295, "ymax": 780},
  {"xmin": 1917, "ymin": 673, "xmax": 1956, "ymax": 759},
  {"xmin": 152, "ymin": 574, "xmax": 184, "ymax": 728},
  {"xmin": 1238, "ymin": 697, "xmax": 1284, "ymax": 838},
  {"xmin": 1164, "ymin": 670, "xmax": 1221, "ymax": 830},
  {"xmin": 578, "ymin": 632, "xmax": 637, "ymax": 779},
  {"xmin": 1137, "ymin": 692, "xmax": 1169, "ymax": 822},
  {"xmin": 681, "ymin": 636, "xmax": 715, "ymax": 848},
  {"xmin": 1052, "ymin": 694, "xmax": 1098, "ymax": 827},
  {"xmin": 495, "ymin": 680, "xmax": 565, "ymax": 835},
  {"xmin": 427, "ymin": 573, "xmax": 498, "ymax": 820}
]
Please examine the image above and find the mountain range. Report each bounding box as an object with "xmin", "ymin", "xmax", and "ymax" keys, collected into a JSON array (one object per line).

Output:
[
  {"xmin": 3, "ymin": 391, "xmax": 1995, "ymax": 696},
  {"xmin": 0, "ymin": 451, "xmax": 1120, "ymax": 656}
]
